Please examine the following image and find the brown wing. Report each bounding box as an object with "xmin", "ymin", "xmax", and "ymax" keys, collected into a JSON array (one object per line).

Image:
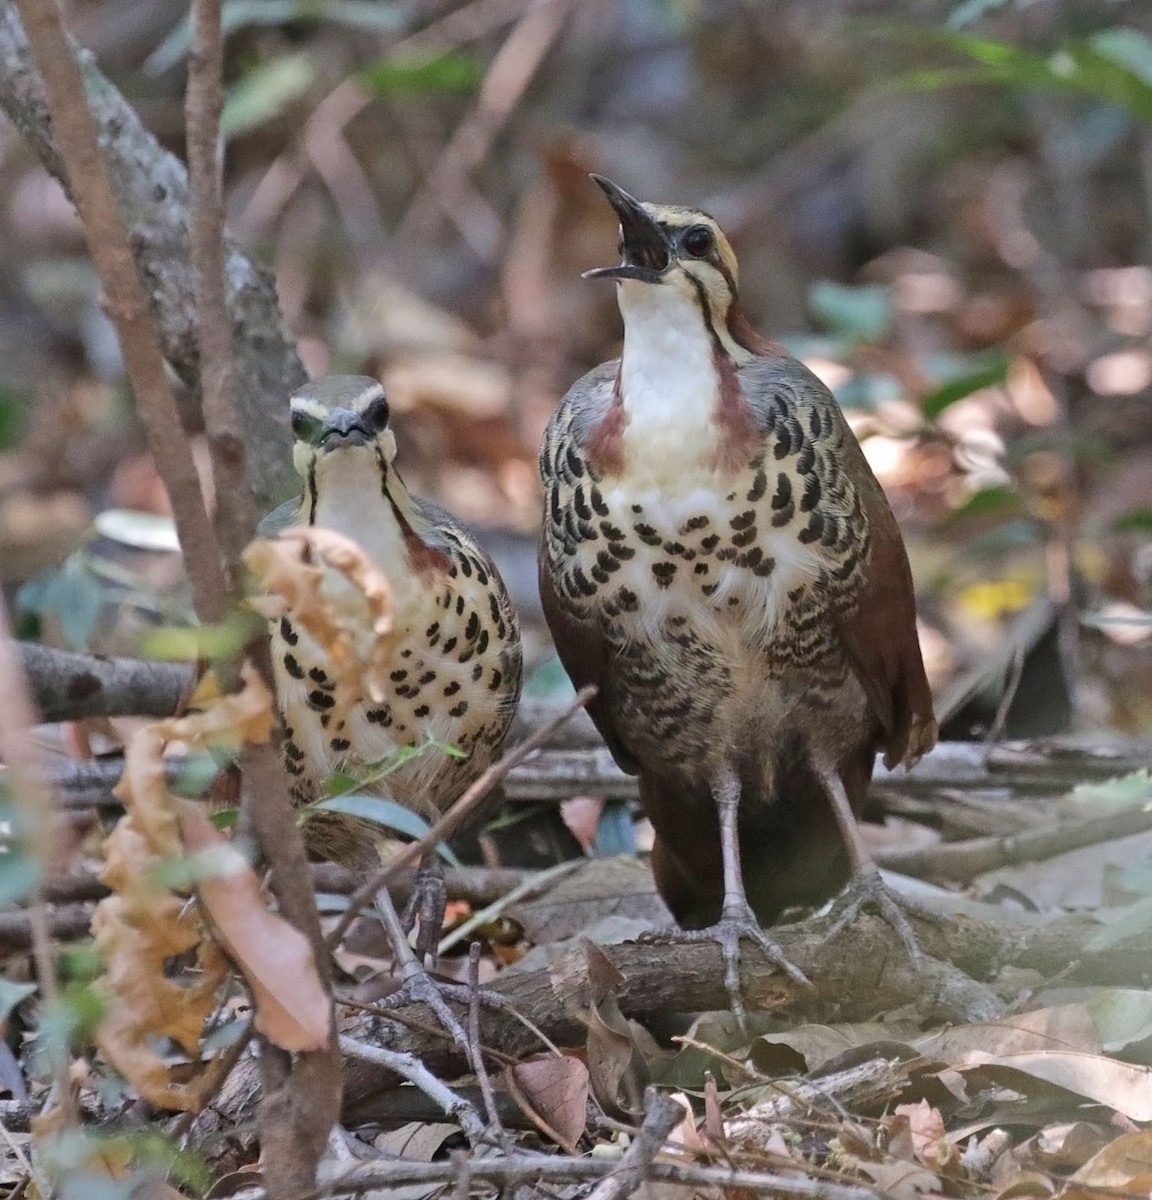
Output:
[
  {"xmin": 738, "ymin": 353, "xmax": 937, "ymax": 769},
  {"xmin": 537, "ymin": 549, "xmax": 638, "ymax": 774},
  {"xmin": 837, "ymin": 475, "xmax": 937, "ymax": 769}
]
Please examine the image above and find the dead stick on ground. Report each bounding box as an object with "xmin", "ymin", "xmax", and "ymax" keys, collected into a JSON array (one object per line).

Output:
[
  {"xmin": 725, "ymin": 1058, "xmax": 907, "ymax": 1145},
  {"xmin": 251, "ymin": 1152, "xmax": 881, "ymax": 1200},
  {"xmin": 467, "ymin": 941, "xmax": 504, "ymax": 1139},
  {"xmin": 337, "ymin": 1037, "xmax": 486, "ymax": 1147},
  {"xmin": 12, "ymin": 0, "xmax": 228, "ymax": 624},
  {"xmin": 873, "ymin": 802, "xmax": 1152, "ymax": 883},
  {"xmin": 586, "ymin": 1089, "xmax": 684, "ymax": 1200},
  {"xmin": 0, "ymin": 595, "xmax": 75, "ymax": 1126},
  {"xmin": 325, "ymin": 685, "xmax": 596, "ymax": 949}
]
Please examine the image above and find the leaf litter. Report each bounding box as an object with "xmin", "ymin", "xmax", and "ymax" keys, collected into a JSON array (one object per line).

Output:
[{"xmin": 91, "ymin": 663, "xmax": 329, "ymax": 1111}]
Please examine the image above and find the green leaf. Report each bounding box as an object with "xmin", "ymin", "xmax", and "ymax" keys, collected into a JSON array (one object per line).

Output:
[
  {"xmin": 946, "ymin": 484, "xmax": 1020, "ymax": 522},
  {"xmin": 0, "ymin": 978, "xmax": 36, "ymax": 1024},
  {"xmin": 0, "ymin": 850, "xmax": 40, "ymax": 905},
  {"xmin": 0, "ymin": 386, "xmax": 29, "ymax": 451},
  {"xmin": 314, "ymin": 793, "xmax": 427, "ymax": 838},
  {"xmin": 1090, "ymin": 28, "xmax": 1152, "ymax": 87},
  {"xmin": 38, "ymin": 983, "xmax": 107, "ymax": 1057},
  {"xmin": 147, "ymin": 0, "xmax": 406, "ymax": 73},
  {"xmin": 222, "ymin": 54, "xmax": 316, "ymax": 138},
  {"xmin": 147, "ymin": 844, "xmax": 246, "ymax": 891},
  {"xmin": 1111, "ymin": 861, "xmax": 1152, "ymax": 896},
  {"xmin": 358, "ymin": 50, "xmax": 483, "ymax": 96},
  {"xmin": 1071, "ymin": 770, "xmax": 1152, "ymax": 810},
  {"xmin": 172, "ymin": 752, "xmax": 224, "ymax": 800},
  {"xmin": 141, "ymin": 609, "xmax": 262, "ymax": 662},
  {"xmin": 808, "ymin": 282, "xmax": 891, "ymax": 342},
  {"xmin": 1084, "ymin": 988, "xmax": 1152, "ymax": 1051},
  {"xmin": 920, "ymin": 355, "xmax": 1009, "ymax": 419},
  {"xmin": 1088, "ymin": 895, "xmax": 1152, "ymax": 951},
  {"xmin": 312, "ymin": 794, "xmax": 461, "ymax": 865},
  {"xmin": 884, "ymin": 26, "xmax": 1152, "ymax": 124},
  {"xmin": 946, "ymin": 0, "xmax": 1042, "ymax": 29},
  {"xmin": 1112, "ymin": 507, "xmax": 1152, "ymax": 533},
  {"xmin": 29, "ymin": 558, "xmax": 107, "ymax": 651}
]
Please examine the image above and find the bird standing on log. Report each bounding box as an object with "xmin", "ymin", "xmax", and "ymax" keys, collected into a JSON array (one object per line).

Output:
[
  {"xmin": 264, "ymin": 376, "xmax": 522, "ymax": 955},
  {"xmin": 538, "ymin": 178, "xmax": 937, "ymax": 1018}
]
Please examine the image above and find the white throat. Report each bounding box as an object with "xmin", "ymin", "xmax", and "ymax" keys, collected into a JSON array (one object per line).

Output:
[
  {"xmin": 617, "ymin": 280, "xmax": 721, "ymax": 481},
  {"xmin": 309, "ymin": 448, "xmax": 416, "ymax": 596}
]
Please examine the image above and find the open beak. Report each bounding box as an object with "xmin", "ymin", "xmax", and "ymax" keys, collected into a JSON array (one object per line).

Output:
[
  {"xmin": 583, "ymin": 175, "xmax": 671, "ymax": 284},
  {"xmin": 318, "ymin": 408, "xmax": 373, "ymax": 451}
]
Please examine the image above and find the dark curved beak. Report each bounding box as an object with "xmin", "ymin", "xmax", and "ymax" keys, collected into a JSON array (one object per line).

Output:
[
  {"xmin": 319, "ymin": 407, "xmax": 373, "ymax": 451},
  {"xmin": 583, "ymin": 175, "xmax": 671, "ymax": 284}
]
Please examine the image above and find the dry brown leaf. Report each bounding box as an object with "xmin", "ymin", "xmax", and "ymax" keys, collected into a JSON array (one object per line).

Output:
[
  {"xmin": 895, "ymin": 1101, "xmax": 950, "ymax": 1167},
  {"xmin": 959, "ymin": 1051, "xmax": 1152, "ymax": 1121},
  {"xmin": 1017, "ymin": 1123, "xmax": 1113, "ymax": 1173},
  {"xmin": 245, "ymin": 527, "xmax": 395, "ymax": 721},
  {"xmin": 91, "ymin": 665, "xmax": 322, "ymax": 1110},
  {"xmin": 177, "ymin": 803, "xmax": 330, "ymax": 1052},
  {"xmin": 1065, "ymin": 1129, "xmax": 1152, "ymax": 1199},
  {"xmin": 917, "ymin": 1005, "xmax": 1103, "ymax": 1063},
  {"xmin": 856, "ymin": 1158, "xmax": 941, "ymax": 1200},
  {"xmin": 505, "ymin": 1054, "xmax": 589, "ymax": 1151},
  {"xmin": 569, "ymin": 939, "xmax": 651, "ymax": 1119},
  {"xmin": 665, "ymin": 1092, "xmax": 708, "ymax": 1157}
]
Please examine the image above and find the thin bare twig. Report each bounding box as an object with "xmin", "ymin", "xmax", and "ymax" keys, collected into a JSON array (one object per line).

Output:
[
  {"xmin": 397, "ymin": 0, "xmax": 571, "ymax": 257},
  {"xmin": 337, "ymin": 1036, "xmax": 486, "ymax": 1146},
  {"xmin": 12, "ymin": 0, "xmax": 228, "ymax": 623},
  {"xmin": 267, "ymin": 1149, "xmax": 881, "ymax": 1200},
  {"xmin": 186, "ymin": 3, "xmax": 341, "ymax": 1192},
  {"xmin": 585, "ymin": 1089, "xmax": 684, "ymax": 1200},
  {"xmin": 468, "ymin": 942, "xmax": 504, "ymax": 1139},
  {"xmin": 186, "ymin": 0, "xmax": 258, "ymax": 582},
  {"xmin": 325, "ymin": 686, "xmax": 596, "ymax": 949},
  {"xmin": 0, "ymin": 594, "xmax": 75, "ymax": 1126}
]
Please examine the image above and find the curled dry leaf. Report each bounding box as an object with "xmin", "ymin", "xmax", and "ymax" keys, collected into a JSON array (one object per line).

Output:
[
  {"xmin": 561, "ymin": 939, "xmax": 657, "ymax": 1119},
  {"xmin": 92, "ymin": 665, "xmax": 327, "ymax": 1110},
  {"xmin": 1066, "ymin": 1129, "xmax": 1152, "ymax": 1200},
  {"xmin": 894, "ymin": 1101, "xmax": 951, "ymax": 1168},
  {"xmin": 665, "ymin": 1092, "xmax": 708, "ymax": 1157},
  {"xmin": 960, "ymin": 1051, "xmax": 1152, "ymax": 1121},
  {"xmin": 505, "ymin": 1054, "xmax": 590, "ymax": 1152},
  {"xmin": 244, "ymin": 527, "xmax": 395, "ymax": 721},
  {"xmin": 177, "ymin": 803, "xmax": 329, "ymax": 1052}
]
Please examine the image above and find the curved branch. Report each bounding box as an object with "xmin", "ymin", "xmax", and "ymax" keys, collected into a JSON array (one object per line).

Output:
[{"xmin": 0, "ymin": 1, "xmax": 304, "ymax": 509}]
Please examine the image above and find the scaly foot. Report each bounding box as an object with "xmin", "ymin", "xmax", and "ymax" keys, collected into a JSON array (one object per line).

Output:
[
  {"xmin": 824, "ymin": 866, "xmax": 933, "ymax": 961},
  {"xmin": 654, "ymin": 902, "xmax": 811, "ymax": 1026},
  {"xmin": 400, "ymin": 856, "xmax": 447, "ymax": 967}
]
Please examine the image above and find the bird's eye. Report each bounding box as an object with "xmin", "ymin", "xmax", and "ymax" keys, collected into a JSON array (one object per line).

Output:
[
  {"xmin": 682, "ymin": 225, "xmax": 714, "ymax": 258},
  {"xmin": 366, "ymin": 394, "xmax": 390, "ymax": 431},
  {"xmin": 290, "ymin": 409, "xmax": 314, "ymax": 440}
]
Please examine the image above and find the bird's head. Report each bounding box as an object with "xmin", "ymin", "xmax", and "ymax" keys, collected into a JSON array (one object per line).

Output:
[
  {"xmin": 289, "ymin": 376, "xmax": 395, "ymax": 481},
  {"xmin": 585, "ymin": 175, "xmax": 742, "ymax": 334}
]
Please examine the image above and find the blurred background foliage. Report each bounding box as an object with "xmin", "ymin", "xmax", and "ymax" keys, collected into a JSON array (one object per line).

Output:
[{"xmin": 5, "ymin": 0, "xmax": 1152, "ymax": 740}]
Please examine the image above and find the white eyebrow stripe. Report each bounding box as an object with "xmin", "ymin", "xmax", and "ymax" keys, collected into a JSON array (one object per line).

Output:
[
  {"xmin": 289, "ymin": 398, "xmax": 330, "ymax": 421},
  {"xmin": 349, "ymin": 382, "xmax": 386, "ymax": 413}
]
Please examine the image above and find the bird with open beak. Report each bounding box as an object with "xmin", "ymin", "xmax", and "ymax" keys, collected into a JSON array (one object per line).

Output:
[{"xmin": 538, "ymin": 178, "xmax": 937, "ymax": 1021}]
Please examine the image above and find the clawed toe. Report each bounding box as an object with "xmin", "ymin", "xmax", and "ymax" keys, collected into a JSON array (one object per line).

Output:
[
  {"xmin": 825, "ymin": 867, "xmax": 927, "ymax": 962},
  {"xmin": 401, "ymin": 858, "xmax": 448, "ymax": 967},
  {"xmin": 659, "ymin": 905, "xmax": 811, "ymax": 1026}
]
